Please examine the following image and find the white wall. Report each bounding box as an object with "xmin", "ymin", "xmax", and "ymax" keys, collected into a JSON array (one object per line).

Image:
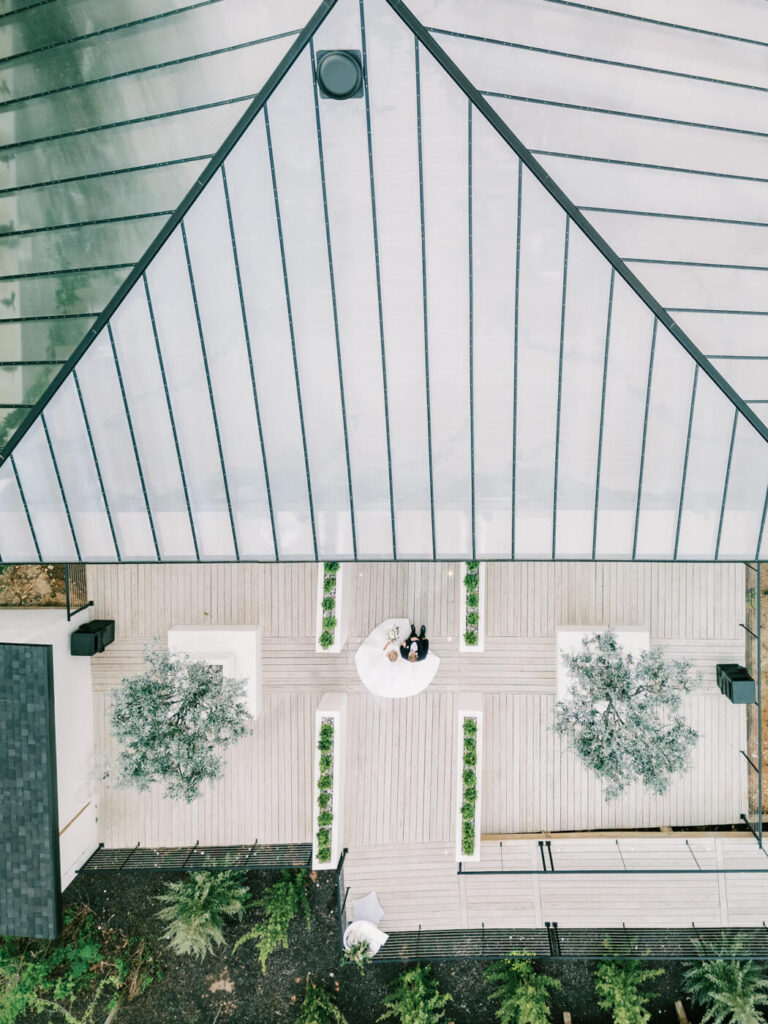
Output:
[{"xmin": 0, "ymin": 608, "xmax": 98, "ymax": 889}]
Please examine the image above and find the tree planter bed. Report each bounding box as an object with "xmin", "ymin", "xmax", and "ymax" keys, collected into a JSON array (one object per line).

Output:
[
  {"xmin": 313, "ymin": 693, "xmax": 346, "ymax": 870},
  {"xmin": 456, "ymin": 694, "xmax": 483, "ymax": 862},
  {"xmin": 316, "ymin": 562, "xmax": 345, "ymax": 653},
  {"xmin": 459, "ymin": 561, "xmax": 485, "ymax": 653}
]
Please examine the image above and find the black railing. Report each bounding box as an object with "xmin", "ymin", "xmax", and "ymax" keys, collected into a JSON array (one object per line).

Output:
[
  {"xmin": 65, "ymin": 563, "xmax": 92, "ymax": 621},
  {"xmin": 336, "ymin": 847, "xmax": 349, "ymax": 948},
  {"xmin": 77, "ymin": 842, "xmax": 313, "ymax": 872},
  {"xmin": 371, "ymin": 925, "xmax": 768, "ymax": 962}
]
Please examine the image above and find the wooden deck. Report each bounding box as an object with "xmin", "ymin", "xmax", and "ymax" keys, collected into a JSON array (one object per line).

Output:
[
  {"xmin": 342, "ymin": 837, "xmax": 768, "ymax": 929},
  {"xmin": 87, "ymin": 562, "xmax": 747, "ymax": 849}
]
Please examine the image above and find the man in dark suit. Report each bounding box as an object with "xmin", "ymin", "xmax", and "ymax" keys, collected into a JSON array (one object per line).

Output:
[{"xmin": 400, "ymin": 624, "xmax": 429, "ymax": 662}]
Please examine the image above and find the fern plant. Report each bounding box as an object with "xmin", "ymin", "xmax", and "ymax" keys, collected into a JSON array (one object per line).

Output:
[
  {"xmin": 156, "ymin": 871, "xmax": 250, "ymax": 961},
  {"xmin": 594, "ymin": 960, "xmax": 663, "ymax": 1024},
  {"xmin": 297, "ymin": 977, "xmax": 349, "ymax": 1024},
  {"xmin": 485, "ymin": 955, "xmax": 562, "ymax": 1024},
  {"xmin": 232, "ymin": 870, "xmax": 310, "ymax": 972},
  {"xmin": 684, "ymin": 956, "xmax": 768, "ymax": 1024},
  {"xmin": 379, "ymin": 966, "xmax": 451, "ymax": 1024}
]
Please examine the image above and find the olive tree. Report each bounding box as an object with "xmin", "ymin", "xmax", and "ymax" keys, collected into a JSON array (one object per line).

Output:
[
  {"xmin": 110, "ymin": 643, "xmax": 251, "ymax": 802},
  {"xmin": 554, "ymin": 631, "xmax": 699, "ymax": 800}
]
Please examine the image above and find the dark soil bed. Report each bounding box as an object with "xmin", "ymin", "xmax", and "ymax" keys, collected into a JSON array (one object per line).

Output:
[
  {"xmin": 0, "ymin": 563, "xmax": 65, "ymax": 607},
  {"xmin": 58, "ymin": 871, "xmax": 703, "ymax": 1024}
]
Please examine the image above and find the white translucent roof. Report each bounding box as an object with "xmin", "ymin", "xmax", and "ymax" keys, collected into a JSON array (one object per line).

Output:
[{"xmin": 1, "ymin": 0, "xmax": 767, "ymax": 562}]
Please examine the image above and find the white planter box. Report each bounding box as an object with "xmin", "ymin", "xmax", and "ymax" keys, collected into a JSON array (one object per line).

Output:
[
  {"xmin": 315, "ymin": 564, "xmax": 347, "ymax": 653},
  {"xmin": 456, "ymin": 693, "xmax": 483, "ymax": 863},
  {"xmin": 312, "ymin": 692, "xmax": 346, "ymax": 870},
  {"xmin": 459, "ymin": 562, "xmax": 485, "ymax": 653}
]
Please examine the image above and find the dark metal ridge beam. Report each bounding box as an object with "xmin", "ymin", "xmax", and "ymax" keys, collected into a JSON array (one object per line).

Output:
[
  {"xmin": 0, "ymin": 0, "xmax": 338, "ymax": 468},
  {"xmin": 386, "ymin": 0, "xmax": 768, "ymax": 448}
]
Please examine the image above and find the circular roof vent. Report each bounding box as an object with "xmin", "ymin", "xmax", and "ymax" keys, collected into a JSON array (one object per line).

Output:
[{"xmin": 316, "ymin": 50, "xmax": 363, "ymax": 100}]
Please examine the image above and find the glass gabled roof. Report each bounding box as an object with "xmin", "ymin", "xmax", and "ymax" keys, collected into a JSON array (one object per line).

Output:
[
  {"xmin": 0, "ymin": 0, "xmax": 318, "ymax": 452},
  {"xmin": 1, "ymin": 0, "xmax": 767, "ymax": 563}
]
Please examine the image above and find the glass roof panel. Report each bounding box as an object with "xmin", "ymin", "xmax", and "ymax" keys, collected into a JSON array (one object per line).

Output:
[
  {"xmin": 12, "ymin": 417, "xmax": 77, "ymax": 560},
  {"xmin": 0, "ymin": 456, "xmax": 37, "ymax": 561}
]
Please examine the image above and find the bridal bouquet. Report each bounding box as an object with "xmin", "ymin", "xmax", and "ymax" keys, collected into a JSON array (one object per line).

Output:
[{"xmin": 385, "ymin": 624, "xmax": 401, "ymax": 645}]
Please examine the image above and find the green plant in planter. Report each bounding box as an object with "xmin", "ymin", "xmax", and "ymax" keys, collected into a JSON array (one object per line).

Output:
[
  {"xmin": 297, "ymin": 976, "xmax": 349, "ymax": 1023},
  {"xmin": 319, "ymin": 754, "xmax": 332, "ymax": 773},
  {"xmin": 318, "ymin": 791, "xmax": 331, "ymax": 810},
  {"xmin": 323, "ymin": 576, "xmax": 336, "ymax": 594},
  {"xmin": 318, "ymin": 773, "xmax": 332, "ymax": 790},
  {"xmin": 464, "ymin": 630, "xmax": 478, "ymax": 646},
  {"xmin": 466, "ymin": 590, "xmax": 479, "ymax": 608},
  {"xmin": 232, "ymin": 870, "xmax": 309, "ymax": 972},
  {"xmin": 462, "ymin": 821, "xmax": 475, "ymax": 855},
  {"xmin": 379, "ymin": 965, "xmax": 451, "ymax": 1024},
  {"xmin": 463, "ymin": 747, "xmax": 477, "ymax": 767},
  {"xmin": 594, "ymin": 959, "xmax": 663, "ymax": 1024},
  {"xmin": 324, "ymin": 562, "xmax": 340, "ymax": 574},
  {"xmin": 323, "ymin": 615, "xmax": 337, "ymax": 632},
  {"xmin": 318, "ymin": 722, "xmax": 334, "ymax": 752},
  {"xmin": 316, "ymin": 829, "xmax": 331, "ymax": 862},
  {"xmin": 319, "ymin": 630, "xmax": 335, "ymax": 649},
  {"xmin": 464, "ymin": 571, "xmax": 479, "ymax": 590},
  {"xmin": 464, "ymin": 718, "xmax": 478, "ymax": 737},
  {"xmin": 485, "ymin": 954, "xmax": 562, "ymax": 1024},
  {"xmin": 322, "ymin": 596, "xmax": 335, "ymax": 612},
  {"xmin": 466, "ymin": 560, "xmax": 479, "ymax": 571},
  {"xmin": 466, "ymin": 611, "xmax": 479, "ymax": 626},
  {"xmin": 318, "ymin": 810, "xmax": 333, "ymax": 827}
]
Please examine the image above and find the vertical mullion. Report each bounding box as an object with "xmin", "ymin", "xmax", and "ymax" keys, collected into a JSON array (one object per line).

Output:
[
  {"xmin": 73, "ymin": 368, "xmax": 120, "ymax": 561},
  {"xmin": 633, "ymin": 318, "xmax": 658, "ymax": 560},
  {"xmin": 10, "ymin": 453, "xmax": 41, "ymax": 561},
  {"xmin": 180, "ymin": 220, "xmax": 239, "ymax": 560},
  {"xmin": 415, "ymin": 38, "xmax": 436, "ymax": 560},
  {"xmin": 143, "ymin": 272, "xmax": 199, "ymax": 560},
  {"xmin": 468, "ymin": 99, "xmax": 476, "ymax": 560},
  {"xmin": 755, "ymin": 483, "xmax": 768, "ymax": 560},
  {"xmin": 41, "ymin": 413, "xmax": 81, "ymax": 560},
  {"xmin": 674, "ymin": 365, "xmax": 699, "ymax": 560},
  {"xmin": 309, "ymin": 37, "xmax": 357, "ymax": 560},
  {"xmin": 552, "ymin": 216, "xmax": 570, "ymax": 559},
  {"xmin": 592, "ymin": 268, "xmax": 615, "ymax": 559},
  {"xmin": 357, "ymin": 3, "xmax": 398, "ymax": 559},
  {"xmin": 715, "ymin": 409, "xmax": 739, "ymax": 560},
  {"xmin": 264, "ymin": 103, "xmax": 318, "ymax": 561},
  {"xmin": 107, "ymin": 324, "xmax": 160, "ymax": 560},
  {"xmin": 511, "ymin": 159, "xmax": 522, "ymax": 559},
  {"xmin": 220, "ymin": 164, "xmax": 279, "ymax": 560}
]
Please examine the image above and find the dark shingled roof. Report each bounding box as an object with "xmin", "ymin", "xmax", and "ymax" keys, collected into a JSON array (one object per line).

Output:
[{"xmin": 0, "ymin": 643, "xmax": 61, "ymax": 939}]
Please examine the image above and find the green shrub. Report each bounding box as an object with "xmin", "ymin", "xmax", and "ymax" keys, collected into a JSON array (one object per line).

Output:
[
  {"xmin": 466, "ymin": 560, "xmax": 479, "ymax": 571},
  {"xmin": 156, "ymin": 871, "xmax": 250, "ymax": 961},
  {"xmin": 297, "ymin": 976, "xmax": 349, "ymax": 1023},
  {"xmin": 464, "ymin": 717, "xmax": 478, "ymax": 736},
  {"xmin": 316, "ymin": 830, "xmax": 332, "ymax": 862},
  {"xmin": 324, "ymin": 562, "xmax": 340, "ymax": 574},
  {"xmin": 319, "ymin": 629, "xmax": 335, "ymax": 648},
  {"xmin": 464, "ymin": 735, "xmax": 476, "ymax": 753},
  {"xmin": 318, "ymin": 773, "xmax": 332, "ymax": 790},
  {"xmin": 462, "ymin": 821, "xmax": 475, "ymax": 855},
  {"xmin": 594, "ymin": 960, "xmax": 663, "ymax": 1024},
  {"xmin": 463, "ymin": 747, "xmax": 477, "ymax": 767},
  {"xmin": 466, "ymin": 611, "xmax": 479, "ymax": 626},
  {"xmin": 318, "ymin": 810, "xmax": 333, "ymax": 827},
  {"xmin": 466, "ymin": 591, "xmax": 479, "ymax": 608},
  {"xmin": 318, "ymin": 791, "xmax": 331, "ymax": 810},
  {"xmin": 322, "ymin": 615, "xmax": 337, "ymax": 632},
  {"xmin": 463, "ymin": 786, "xmax": 477, "ymax": 803},
  {"xmin": 322, "ymin": 596, "xmax": 335, "ymax": 612},
  {"xmin": 318, "ymin": 722, "xmax": 334, "ymax": 752},
  {"xmin": 232, "ymin": 871, "xmax": 309, "ymax": 972},
  {"xmin": 323, "ymin": 576, "xmax": 336, "ymax": 593},
  {"xmin": 379, "ymin": 965, "xmax": 451, "ymax": 1024},
  {"xmin": 463, "ymin": 768, "xmax": 476, "ymax": 787},
  {"xmin": 485, "ymin": 955, "xmax": 562, "ymax": 1024},
  {"xmin": 464, "ymin": 630, "xmax": 478, "ymax": 646},
  {"xmin": 464, "ymin": 572, "xmax": 479, "ymax": 590},
  {"xmin": 319, "ymin": 753, "xmax": 332, "ymax": 773},
  {"xmin": 461, "ymin": 801, "xmax": 475, "ymax": 820},
  {"xmin": 684, "ymin": 953, "xmax": 768, "ymax": 1024}
]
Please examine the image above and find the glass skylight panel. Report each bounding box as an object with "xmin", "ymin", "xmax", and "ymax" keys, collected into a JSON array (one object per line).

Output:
[
  {"xmin": 364, "ymin": 1, "xmax": 433, "ymax": 559},
  {"xmin": 109, "ymin": 288, "xmax": 197, "ymax": 560},
  {"xmin": 554, "ymin": 224, "xmax": 613, "ymax": 559},
  {"xmin": 514, "ymin": 169, "xmax": 567, "ymax": 558},
  {"xmin": 594, "ymin": 285, "xmax": 654, "ymax": 558},
  {"xmin": 223, "ymin": 114, "xmax": 314, "ymax": 560},
  {"xmin": 634, "ymin": 327, "xmax": 696, "ymax": 558},
  {"xmin": 262, "ymin": 52, "xmax": 354, "ymax": 559},
  {"xmin": 144, "ymin": 226, "xmax": 236, "ymax": 560},
  {"xmin": 0, "ymin": 459, "xmax": 37, "ymax": 561},
  {"xmin": 181, "ymin": 172, "xmax": 275, "ymax": 559},
  {"xmin": 718, "ymin": 416, "xmax": 768, "ymax": 560},
  {"xmin": 12, "ymin": 418, "xmax": 77, "ymax": 560},
  {"xmin": 74, "ymin": 333, "xmax": 157, "ymax": 560},
  {"xmin": 42, "ymin": 375, "xmax": 116, "ymax": 560},
  {"xmin": 419, "ymin": 45, "xmax": 471, "ymax": 558},
  {"xmin": 471, "ymin": 116, "xmax": 518, "ymax": 559},
  {"xmin": 313, "ymin": 6, "xmax": 394, "ymax": 559},
  {"xmin": 675, "ymin": 374, "xmax": 735, "ymax": 559}
]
